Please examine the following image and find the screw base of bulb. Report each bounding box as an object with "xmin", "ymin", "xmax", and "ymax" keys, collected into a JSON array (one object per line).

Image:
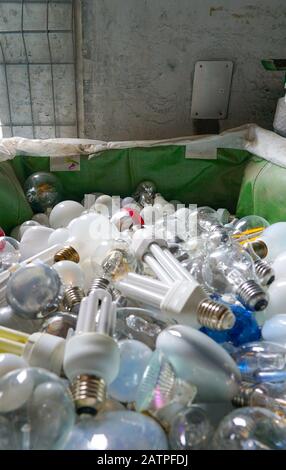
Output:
[
  {"xmin": 232, "ymin": 383, "xmax": 254, "ymax": 407},
  {"xmin": 237, "ymin": 280, "xmax": 268, "ymax": 311},
  {"xmin": 54, "ymin": 246, "xmax": 80, "ymax": 263},
  {"xmin": 197, "ymin": 299, "xmax": 235, "ymax": 331},
  {"xmin": 88, "ymin": 277, "xmax": 127, "ymax": 306},
  {"xmin": 250, "ymin": 240, "xmax": 268, "ymax": 259},
  {"xmin": 254, "ymin": 259, "xmax": 275, "ymax": 286},
  {"xmin": 62, "ymin": 286, "xmax": 85, "ymax": 313},
  {"xmin": 88, "ymin": 277, "xmax": 112, "ymax": 295},
  {"xmin": 70, "ymin": 375, "xmax": 106, "ymax": 414}
]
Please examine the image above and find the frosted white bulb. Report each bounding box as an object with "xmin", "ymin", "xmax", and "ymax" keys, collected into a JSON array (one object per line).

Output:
[
  {"xmin": 140, "ymin": 206, "xmax": 161, "ymax": 226},
  {"xmin": 162, "ymin": 204, "xmax": 175, "ymax": 216},
  {"xmin": 79, "ymin": 257, "xmax": 95, "ymax": 291},
  {"xmin": 90, "ymin": 202, "xmax": 110, "ymax": 218},
  {"xmin": 19, "ymin": 221, "xmax": 41, "ymax": 239},
  {"xmin": 272, "ymin": 251, "xmax": 286, "ymax": 279},
  {"xmin": 89, "ymin": 215, "xmax": 119, "ymax": 241},
  {"xmin": 258, "ymin": 222, "xmax": 286, "ymax": 261},
  {"xmin": 53, "ymin": 261, "xmax": 85, "ymax": 288},
  {"xmin": 263, "ymin": 279, "xmax": 286, "ymax": 319},
  {"xmin": 0, "ymin": 354, "xmax": 27, "ymax": 378},
  {"xmin": 262, "ymin": 314, "xmax": 286, "ymax": 346},
  {"xmin": 32, "ymin": 213, "xmax": 50, "ymax": 226},
  {"xmin": 48, "ymin": 228, "xmax": 70, "ymax": 247},
  {"xmin": 19, "ymin": 226, "xmax": 54, "ymax": 260},
  {"xmin": 68, "ymin": 213, "xmax": 117, "ymax": 244},
  {"xmin": 49, "ymin": 201, "xmax": 84, "ymax": 229},
  {"xmin": 156, "ymin": 325, "xmax": 241, "ymax": 402},
  {"xmin": 95, "ymin": 195, "xmax": 113, "ymax": 215}
]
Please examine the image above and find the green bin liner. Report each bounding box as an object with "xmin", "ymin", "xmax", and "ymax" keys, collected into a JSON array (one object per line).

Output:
[{"xmin": 0, "ymin": 124, "xmax": 285, "ymax": 232}]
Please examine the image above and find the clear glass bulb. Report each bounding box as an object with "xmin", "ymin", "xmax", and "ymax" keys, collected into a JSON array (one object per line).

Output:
[
  {"xmin": 191, "ymin": 206, "xmax": 223, "ymax": 234},
  {"xmin": 202, "ymin": 243, "xmax": 268, "ymax": 311},
  {"xmin": 0, "ymin": 237, "xmax": 20, "ymax": 272},
  {"xmin": 169, "ymin": 406, "xmax": 214, "ymax": 450},
  {"xmin": 135, "ymin": 350, "xmax": 197, "ymax": 424},
  {"xmin": 234, "ymin": 382, "xmax": 286, "ymax": 418},
  {"xmin": 49, "ymin": 200, "xmax": 84, "ymax": 229},
  {"xmin": 231, "ymin": 341, "xmax": 286, "ymax": 383},
  {"xmin": 133, "ymin": 181, "xmax": 157, "ymax": 207},
  {"xmin": 0, "ymin": 367, "xmax": 75, "ymax": 450},
  {"xmin": 233, "ymin": 215, "xmax": 270, "ymax": 233},
  {"xmin": 108, "ymin": 339, "xmax": 152, "ymax": 403},
  {"xmin": 24, "ymin": 172, "xmax": 64, "ymax": 213},
  {"xmin": 53, "ymin": 261, "xmax": 85, "ymax": 289},
  {"xmin": 92, "ymin": 239, "xmax": 142, "ymax": 282},
  {"xmin": 6, "ymin": 262, "xmax": 61, "ymax": 319},
  {"xmin": 64, "ymin": 410, "xmax": 168, "ymax": 450},
  {"xmin": 212, "ymin": 407, "xmax": 286, "ymax": 450}
]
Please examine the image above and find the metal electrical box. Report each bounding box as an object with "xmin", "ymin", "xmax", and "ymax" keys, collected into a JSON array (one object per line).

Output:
[{"xmin": 191, "ymin": 60, "xmax": 234, "ymax": 120}]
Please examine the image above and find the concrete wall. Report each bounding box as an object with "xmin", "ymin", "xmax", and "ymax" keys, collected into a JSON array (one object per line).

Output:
[{"xmin": 81, "ymin": 0, "xmax": 286, "ymax": 140}]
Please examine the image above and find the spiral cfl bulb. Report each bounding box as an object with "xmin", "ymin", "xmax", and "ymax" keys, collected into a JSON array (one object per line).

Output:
[{"xmin": 63, "ymin": 289, "xmax": 120, "ymax": 414}]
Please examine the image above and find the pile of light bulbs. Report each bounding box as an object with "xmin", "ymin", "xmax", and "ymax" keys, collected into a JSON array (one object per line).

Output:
[{"xmin": 1, "ymin": 172, "xmax": 286, "ymax": 449}]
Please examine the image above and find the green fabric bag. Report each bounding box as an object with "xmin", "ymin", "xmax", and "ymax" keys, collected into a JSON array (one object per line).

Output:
[{"xmin": 0, "ymin": 125, "xmax": 285, "ymax": 233}]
